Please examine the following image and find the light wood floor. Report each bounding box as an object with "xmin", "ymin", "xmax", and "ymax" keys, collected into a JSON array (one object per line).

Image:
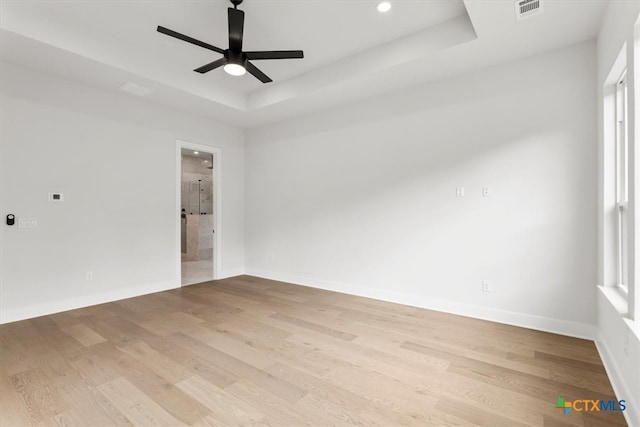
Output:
[{"xmin": 0, "ymin": 275, "xmax": 627, "ymax": 426}]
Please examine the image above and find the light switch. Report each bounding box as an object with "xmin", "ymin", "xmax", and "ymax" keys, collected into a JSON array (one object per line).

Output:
[{"xmin": 18, "ymin": 218, "xmax": 38, "ymax": 228}]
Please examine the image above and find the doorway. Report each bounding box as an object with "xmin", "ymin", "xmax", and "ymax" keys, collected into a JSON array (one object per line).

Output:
[{"xmin": 176, "ymin": 141, "xmax": 221, "ymax": 286}]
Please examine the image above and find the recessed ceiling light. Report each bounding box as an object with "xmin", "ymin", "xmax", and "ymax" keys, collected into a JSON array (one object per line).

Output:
[
  {"xmin": 377, "ymin": 2, "xmax": 392, "ymax": 13},
  {"xmin": 194, "ymin": 151, "xmax": 199, "ymax": 155}
]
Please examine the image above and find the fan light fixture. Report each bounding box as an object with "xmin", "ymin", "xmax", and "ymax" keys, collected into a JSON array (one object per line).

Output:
[
  {"xmin": 157, "ymin": 0, "xmax": 304, "ymax": 83},
  {"xmin": 377, "ymin": 2, "xmax": 392, "ymax": 12},
  {"xmin": 224, "ymin": 63, "xmax": 246, "ymax": 76}
]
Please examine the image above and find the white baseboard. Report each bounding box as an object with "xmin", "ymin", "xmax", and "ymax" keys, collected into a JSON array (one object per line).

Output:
[
  {"xmin": 3, "ymin": 268, "xmax": 595, "ymax": 340},
  {"xmin": 218, "ymin": 268, "xmax": 246, "ymax": 280},
  {"xmin": 0, "ymin": 267, "xmax": 247, "ymax": 324},
  {"xmin": 245, "ymin": 268, "xmax": 596, "ymax": 340},
  {"xmin": 0, "ymin": 279, "xmax": 179, "ymax": 324},
  {"xmin": 594, "ymin": 333, "xmax": 639, "ymax": 427}
]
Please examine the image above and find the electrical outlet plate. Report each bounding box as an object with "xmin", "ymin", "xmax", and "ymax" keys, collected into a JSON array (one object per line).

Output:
[
  {"xmin": 456, "ymin": 187, "xmax": 465, "ymax": 197},
  {"xmin": 482, "ymin": 186, "xmax": 491, "ymax": 197},
  {"xmin": 482, "ymin": 280, "xmax": 492, "ymax": 292},
  {"xmin": 85, "ymin": 271, "xmax": 93, "ymax": 281}
]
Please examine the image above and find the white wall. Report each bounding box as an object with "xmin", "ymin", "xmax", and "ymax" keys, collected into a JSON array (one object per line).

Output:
[
  {"xmin": 0, "ymin": 62, "xmax": 245, "ymax": 323},
  {"xmin": 596, "ymin": 1, "xmax": 640, "ymax": 425},
  {"xmin": 245, "ymin": 41, "xmax": 597, "ymax": 337}
]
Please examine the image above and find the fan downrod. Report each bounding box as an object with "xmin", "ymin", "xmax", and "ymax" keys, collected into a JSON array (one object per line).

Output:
[{"xmin": 230, "ymin": 0, "xmax": 243, "ymax": 9}]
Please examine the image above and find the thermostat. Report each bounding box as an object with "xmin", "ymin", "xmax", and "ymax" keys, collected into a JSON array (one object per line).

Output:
[{"xmin": 48, "ymin": 192, "xmax": 64, "ymax": 202}]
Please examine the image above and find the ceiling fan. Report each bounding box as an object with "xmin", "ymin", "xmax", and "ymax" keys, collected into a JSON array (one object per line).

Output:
[{"xmin": 157, "ymin": 0, "xmax": 304, "ymax": 83}]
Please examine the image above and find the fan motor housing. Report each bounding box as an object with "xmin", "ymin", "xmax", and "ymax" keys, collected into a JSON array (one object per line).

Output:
[{"xmin": 227, "ymin": 49, "xmax": 246, "ymax": 66}]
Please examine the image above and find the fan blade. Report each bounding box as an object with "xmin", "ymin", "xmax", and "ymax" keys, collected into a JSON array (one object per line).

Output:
[
  {"xmin": 245, "ymin": 61, "xmax": 272, "ymax": 83},
  {"xmin": 228, "ymin": 8, "xmax": 244, "ymax": 52},
  {"xmin": 245, "ymin": 50, "xmax": 304, "ymax": 60},
  {"xmin": 194, "ymin": 58, "xmax": 226, "ymax": 74},
  {"xmin": 157, "ymin": 26, "xmax": 224, "ymax": 54}
]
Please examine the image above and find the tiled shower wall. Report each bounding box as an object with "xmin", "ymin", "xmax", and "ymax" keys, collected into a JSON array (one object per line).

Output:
[
  {"xmin": 181, "ymin": 154, "xmax": 214, "ymax": 261},
  {"xmin": 184, "ymin": 214, "xmax": 213, "ymax": 261},
  {"xmin": 181, "ymin": 155, "xmax": 213, "ymax": 215}
]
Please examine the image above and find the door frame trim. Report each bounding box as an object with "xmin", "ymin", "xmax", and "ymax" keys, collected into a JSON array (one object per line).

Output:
[{"xmin": 176, "ymin": 140, "xmax": 222, "ymax": 285}]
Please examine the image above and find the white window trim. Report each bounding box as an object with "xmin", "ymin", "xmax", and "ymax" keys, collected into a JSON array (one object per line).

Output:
[{"xmin": 615, "ymin": 70, "xmax": 629, "ymax": 295}]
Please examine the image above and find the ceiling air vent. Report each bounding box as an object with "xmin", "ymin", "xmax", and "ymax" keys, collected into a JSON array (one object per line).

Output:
[
  {"xmin": 118, "ymin": 82, "xmax": 154, "ymax": 97},
  {"xmin": 514, "ymin": 0, "xmax": 543, "ymax": 20}
]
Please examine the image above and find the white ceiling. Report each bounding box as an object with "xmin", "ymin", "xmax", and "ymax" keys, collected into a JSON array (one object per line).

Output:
[{"xmin": 0, "ymin": 0, "xmax": 608, "ymax": 128}]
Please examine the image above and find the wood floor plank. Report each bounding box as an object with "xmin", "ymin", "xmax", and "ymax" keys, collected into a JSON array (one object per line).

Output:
[
  {"xmin": 89, "ymin": 343, "xmax": 211, "ymax": 425},
  {"xmin": 214, "ymin": 322, "xmax": 350, "ymax": 376},
  {"xmin": 7, "ymin": 321, "xmax": 58, "ymax": 361},
  {"xmin": 61, "ymin": 323, "xmax": 107, "ymax": 347},
  {"xmin": 97, "ymin": 376, "xmax": 184, "ymax": 426},
  {"xmin": 0, "ymin": 369, "xmax": 33, "ymax": 426},
  {"xmin": 0, "ymin": 275, "xmax": 627, "ymax": 427},
  {"xmin": 53, "ymin": 407, "xmax": 133, "ymax": 427},
  {"xmin": 401, "ymin": 339, "xmax": 606, "ymax": 403},
  {"xmin": 542, "ymin": 414, "xmax": 585, "ymax": 426},
  {"xmin": 264, "ymin": 362, "xmax": 373, "ymax": 411},
  {"xmin": 168, "ymin": 332, "xmax": 307, "ymax": 403},
  {"xmin": 116, "ymin": 339, "xmax": 193, "ymax": 385},
  {"xmin": 176, "ymin": 375, "xmax": 264, "ymax": 425},
  {"xmin": 223, "ymin": 378, "xmax": 315, "ymax": 426},
  {"xmin": 351, "ymin": 332, "xmax": 452, "ymax": 371},
  {"xmin": 405, "ymin": 342, "xmax": 617, "ymax": 425},
  {"xmin": 436, "ymin": 395, "xmax": 529, "ymax": 427},
  {"xmin": 534, "ymin": 350, "xmax": 607, "ymax": 374},
  {"xmin": 52, "ymin": 370, "xmax": 134, "ymax": 427},
  {"xmin": 358, "ymin": 402, "xmax": 468, "ymax": 427},
  {"xmin": 216, "ymin": 314, "xmax": 293, "ymax": 340},
  {"xmin": 9, "ymin": 367, "xmax": 68, "ymax": 424},
  {"xmin": 183, "ymin": 321, "xmax": 275, "ymax": 370},
  {"xmin": 295, "ymin": 391, "xmax": 371, "ymax": 426},
  {"xmin": 0, "ymin": 328, "xmax": 35, "ymax": 376},
  {"xmin": 322, "ymin": 363, "xmax": 441, "ymax": 421},
  {"xmin": 144, "ymin": 311, "xmax": 207, "ymax": 336},
  {"xmin": 447, "ymin": 356, "xmax": 616, "ymax": 404},
  {"xmin": 288, "ymin": 331, "xmax": 445, "ymax": 391},
  {"xmin": 298, "ymin": 328, "xmax": 452, "ymax": 379},
  {"xmin": 67, "ymin": 343, "xmax": 122, "ymax": 387},
  {"xmin": 369, "ymin": 327, "xmax": 553, "ymax": 378}
]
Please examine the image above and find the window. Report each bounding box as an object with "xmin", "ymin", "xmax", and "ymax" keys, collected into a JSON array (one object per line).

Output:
[{"xmin": 615, "ymin": 69, "xmax": 629, "ymax": 295}]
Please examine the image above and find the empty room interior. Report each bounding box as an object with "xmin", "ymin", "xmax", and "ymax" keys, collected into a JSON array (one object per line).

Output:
[{"xmin": 1, "ymin": 0, "xmax": 640, "ymax": 425}]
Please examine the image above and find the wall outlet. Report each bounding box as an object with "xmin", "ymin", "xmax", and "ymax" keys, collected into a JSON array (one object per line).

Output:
[
  {"xmin": 85, "ymin": 271, "xmax": 93, "ymax": 281},
  {"xmin": 482, "ymin": 280, "xmax": 492, "ymax": 292},
  {"xmin": 482, "ymin": 186, "xmax": 491, "ymax": 197},
  {"xmin": 456, "ymin": 187, "xmax": 465, "ymax": 197}
]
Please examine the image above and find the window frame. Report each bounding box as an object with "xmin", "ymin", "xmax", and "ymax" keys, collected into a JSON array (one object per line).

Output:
[{"xmin": 616, "ymin": 69, "xmax": 629, "ymax": 295}]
